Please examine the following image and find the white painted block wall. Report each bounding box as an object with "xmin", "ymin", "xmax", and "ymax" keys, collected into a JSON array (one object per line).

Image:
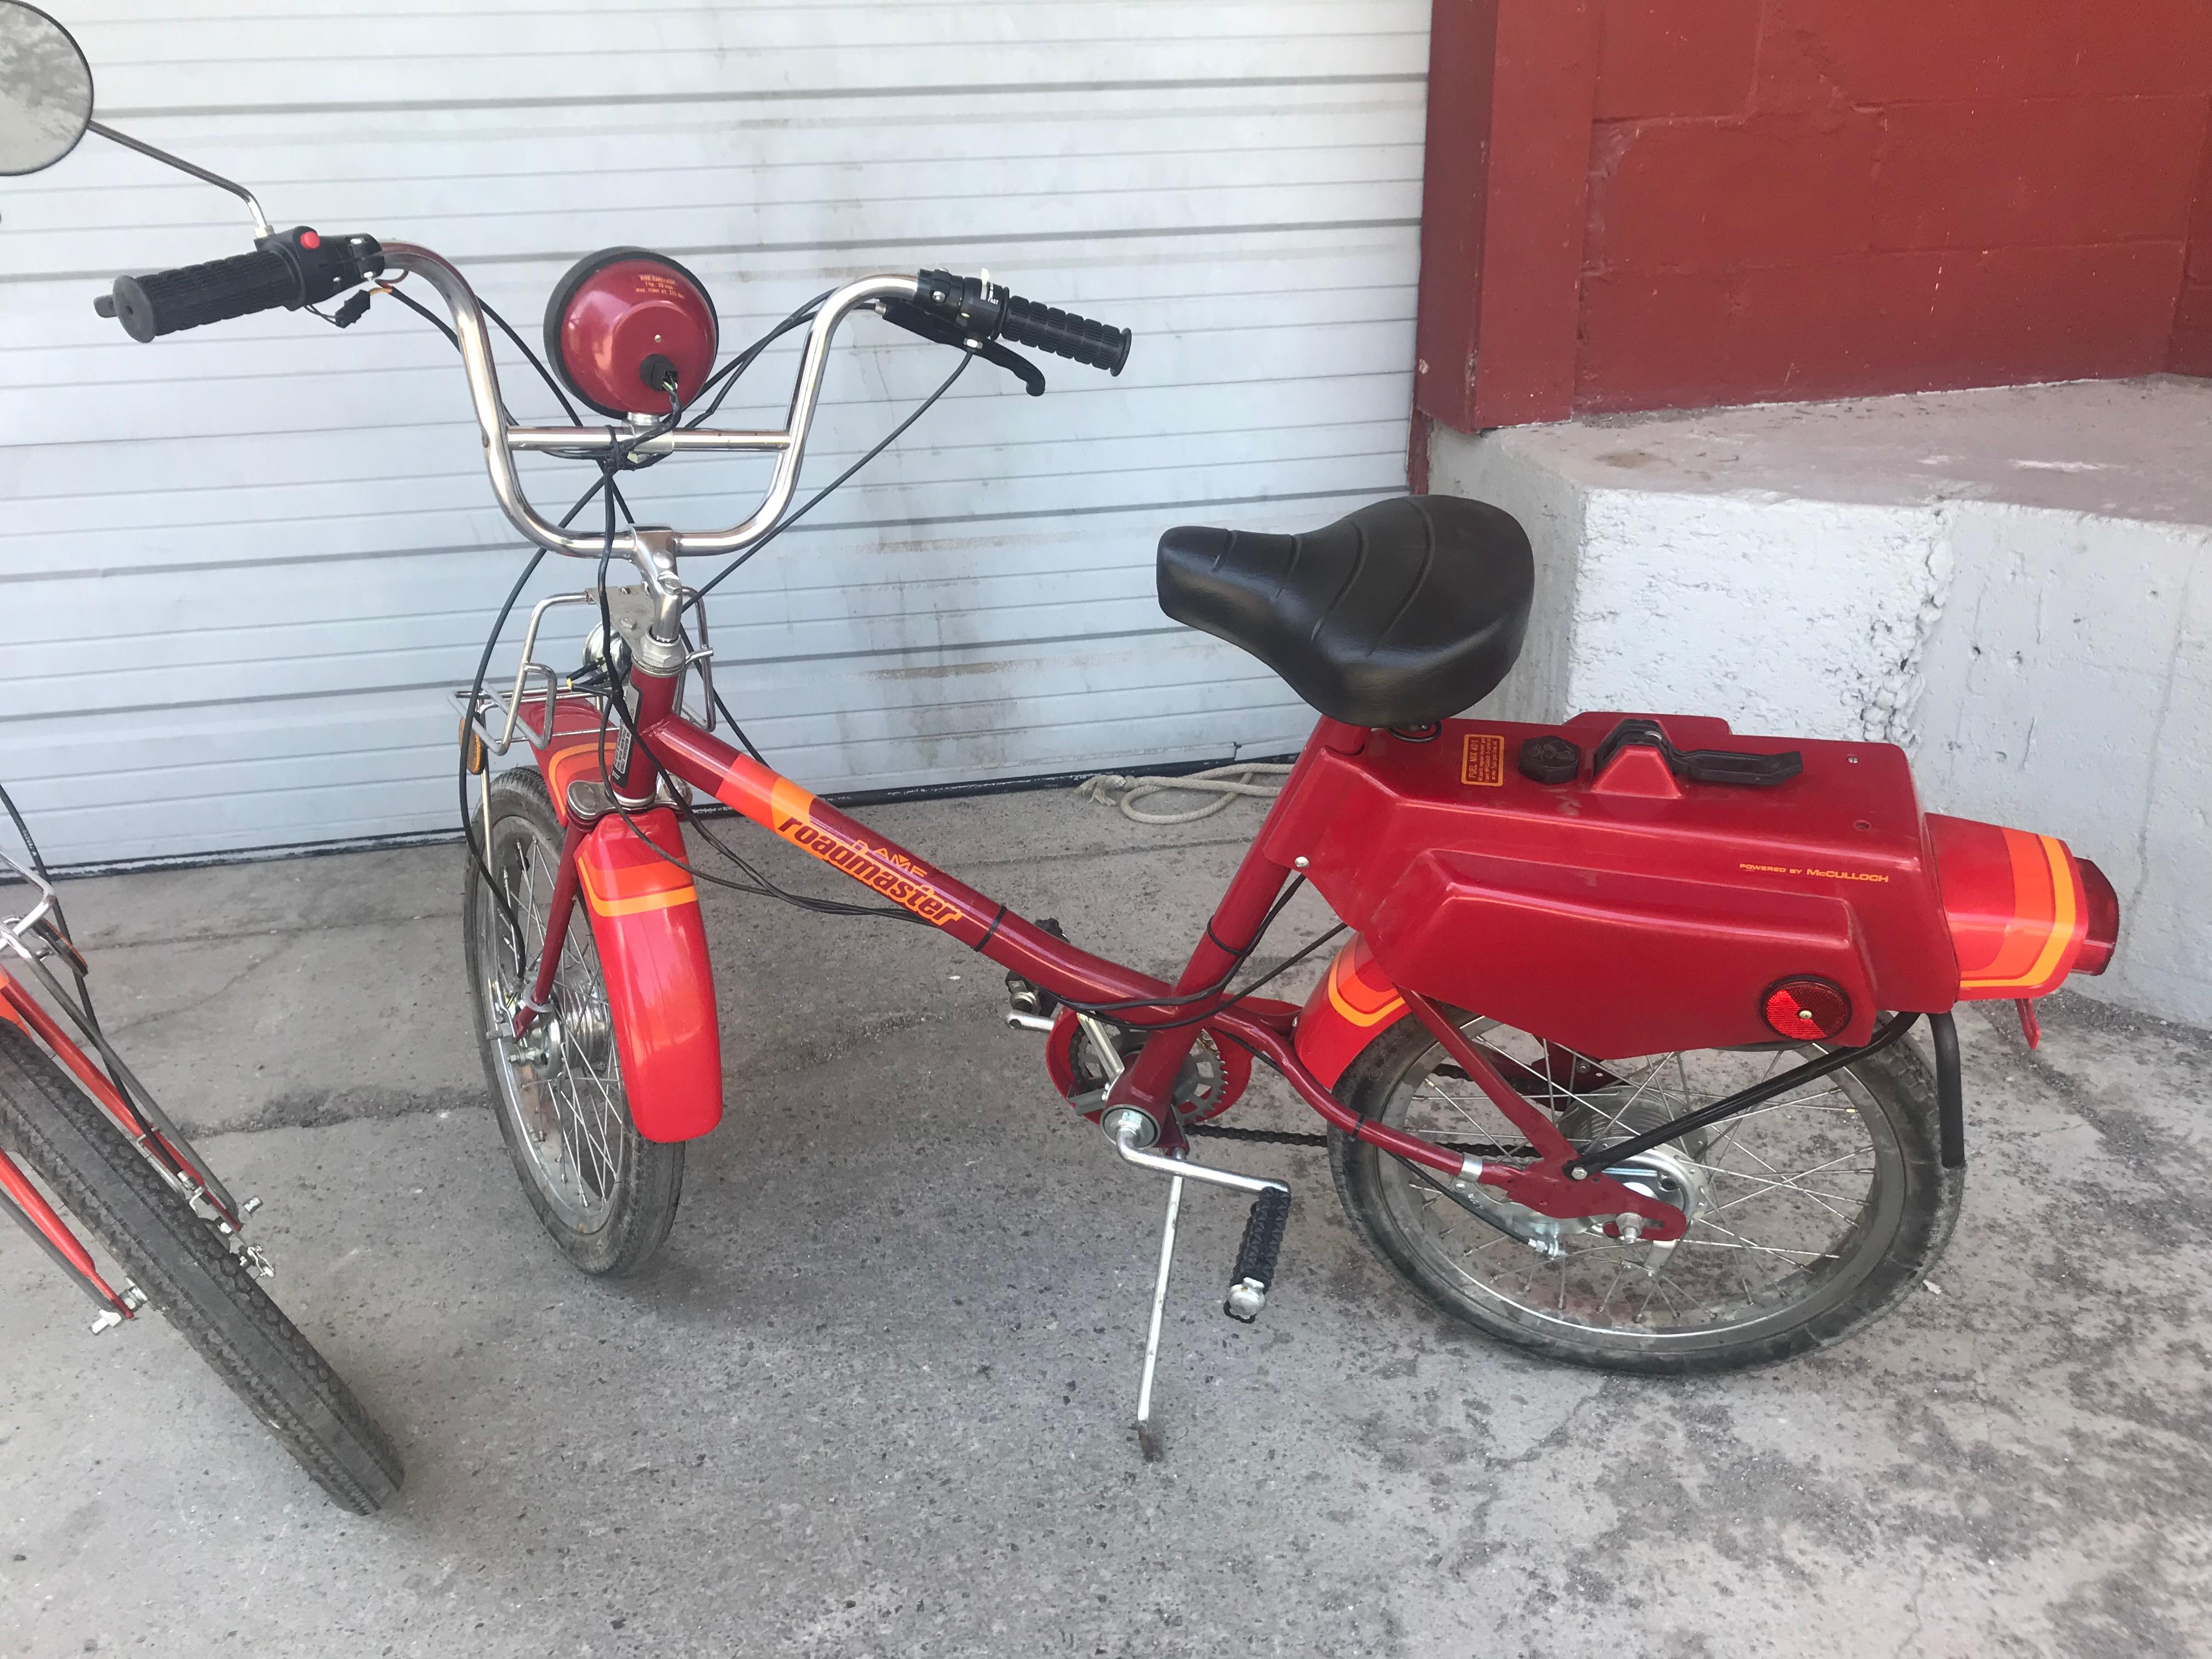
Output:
[{"xmin": 1432, "ymin": 376, "xmax": 2212, "ymax": 1028}]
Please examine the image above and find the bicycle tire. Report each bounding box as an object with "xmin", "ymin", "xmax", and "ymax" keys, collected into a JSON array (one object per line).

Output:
[
  {"xmin": 0, "ymin": 1022, "xmax": 404, "ymax": 1513},
  {"xmin": 463, "ymin": 767, "xmax": 684, "ymax": 1275},
  {"xmin": 1328, "ymin": 1008, "xmax": 1962, "ymax": 1376}
]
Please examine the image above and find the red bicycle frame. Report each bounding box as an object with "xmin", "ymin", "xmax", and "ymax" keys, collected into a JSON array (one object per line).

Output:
[
  {"xmin": 500, "ymin": 633, "xmax": 2121, "ymax": 1250},
  {"xmin": 510, "ymin": 673, "xmax": 1701, "ymax": 1240}
]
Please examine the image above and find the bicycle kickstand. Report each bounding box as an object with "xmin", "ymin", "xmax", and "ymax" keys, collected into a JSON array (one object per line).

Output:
[{"xmin": 1105, "ymin": 1105, "xmax": 1293, "ymax": 1462}]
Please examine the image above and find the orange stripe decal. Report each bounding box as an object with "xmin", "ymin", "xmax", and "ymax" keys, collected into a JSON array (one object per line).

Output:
[
  {"xmin": 1324, "ymin": 951, "xmax": 1406, "ymax": 1027},
  {"xmin": 1962, "ymin": 835, "xmax": 2078, "ymax": 991},
  {"xmin": 578, "ymin": 861, "xmax": 698, "ymax": 918},
  {"xmin": 769, "ymin": 776, "xmax": 817, "ymax": 831}
]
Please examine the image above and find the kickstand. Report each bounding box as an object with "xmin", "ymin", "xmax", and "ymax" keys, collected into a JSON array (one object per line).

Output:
[{"xmin": 1133, "ymin": 1171, "xmax": 1184, "ymax": 1462}]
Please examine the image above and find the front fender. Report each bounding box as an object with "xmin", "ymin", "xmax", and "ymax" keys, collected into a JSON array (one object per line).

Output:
[
  {"xmin": 1293, "ymin": 936, "xmax": 1408, "ymax": 1089},
  {"xmin": 537, "ymin": 726, "xmax": 724, "ymax": 1142},
  {"xmin": 571, "ymin": 808, "xmax": 724, "ymax": 1142}
]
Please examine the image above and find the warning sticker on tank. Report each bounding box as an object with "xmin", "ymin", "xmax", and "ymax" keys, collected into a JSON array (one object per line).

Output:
[{"xmin": 1461, "ymin": 732, "xmax": 1506, "ymax": 787}]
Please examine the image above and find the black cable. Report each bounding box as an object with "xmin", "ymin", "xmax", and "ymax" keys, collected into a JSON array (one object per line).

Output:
[
  {"xmin": 684, "ymin": 289, "xmax": 834, "ymax": 430},
  {"xmin": 402, "ymin": 272, "xmax": 977, "ymax": 922},
  {"xmin": 1056, "ymin": 877, "xmax": 1311, "ymax": 1018},
  {"xmin": 689, "ymin": 352, "xmax": 970, "ymax": 610},
  {"xmin": 1067, "ymin": 921, "xmax": 1349, "ymax": 1037},
  {"xmin": 0, "ymin": 780, "xmax": 52, "ymax": 890},
  {"xmin": 709, "ymin": 680, "xmax": 770, "ymax": 766},
  {"xmin": 457, "ymin": 469, "xmax": 637, "ymax": 944},
  {"xmin": 382, "ymin": 283, "xmax": 458, "ymax": 351},
  {"xmin": 478, "ymin": 295, "xmax": 583, "ymax": 426},
  {"xmin": 583, "ymin": 383, "xmax": 921, "ymax": 922}
]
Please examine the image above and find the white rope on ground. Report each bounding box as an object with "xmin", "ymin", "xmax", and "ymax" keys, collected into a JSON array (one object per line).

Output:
[{"xmin": 1073, "ymin": 762, "xmax": 1293, "ymax": 825}]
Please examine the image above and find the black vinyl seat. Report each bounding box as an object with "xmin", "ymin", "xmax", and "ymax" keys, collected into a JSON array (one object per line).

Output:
[{"xmin": 1156, "ymin": 495, "xmax": 1534, "ymax": 730}]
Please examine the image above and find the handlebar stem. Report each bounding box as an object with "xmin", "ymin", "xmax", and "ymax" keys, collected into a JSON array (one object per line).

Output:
[{"xmin": 380, "ymin": 243, "xmax": 919, "ymax": 580}]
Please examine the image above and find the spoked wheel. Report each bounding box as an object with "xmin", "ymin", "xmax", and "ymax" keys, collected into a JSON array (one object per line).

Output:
[
  {"xmin": 464, "ymin": 769, "xmax": 681, "ymax": 1276},
  {"xmin": 1329, "ymin": 1011, "xmax": 1961, "ymax": 1374},
  {"xmin": 0, "ymin": 1025, "xmax": 403, "ymax": 1512}
]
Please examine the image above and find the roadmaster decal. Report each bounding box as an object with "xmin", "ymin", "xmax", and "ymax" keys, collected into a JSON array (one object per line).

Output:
[{"xmin": 766, "ymin": 783, "xmax": 963, "ymax": 927}]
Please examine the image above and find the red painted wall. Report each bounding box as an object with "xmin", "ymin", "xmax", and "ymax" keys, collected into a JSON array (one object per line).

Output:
[{"xmin": 1417, "ymin": 0, "xmax": 2212, "ymax": 427}]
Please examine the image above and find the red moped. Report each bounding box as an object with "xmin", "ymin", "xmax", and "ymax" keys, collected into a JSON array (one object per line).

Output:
[{"xmin": 4, "ymin": 6, "xmax": 2121, "ymax": 1447}]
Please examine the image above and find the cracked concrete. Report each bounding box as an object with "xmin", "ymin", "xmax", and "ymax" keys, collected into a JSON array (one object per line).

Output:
[{"xmin": 2, "ymin": 789, "xmax": 2208, "ymax": 1657}]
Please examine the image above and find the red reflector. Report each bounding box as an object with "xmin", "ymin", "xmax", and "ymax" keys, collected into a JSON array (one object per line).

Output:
[
  {"xmin": 1763, "ymin": 977, "xmax": 1852, "ymax": 1041},
  {"xmin": 2074, "ymin": 858, "xmax": 2120, "ymax": 976},
  {"xmin": 299, "ymin": 229, "xmax": 321, "ymax": 250}
]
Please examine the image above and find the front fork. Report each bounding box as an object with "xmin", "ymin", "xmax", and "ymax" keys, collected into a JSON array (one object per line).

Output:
[
  {"xmin": 509, "ymin": 651, "xmax": 674, "ymax": 1045},
  {"xmin": 0, "ymin": 1143, "xmax": 143, "ymax": 1326},
  {"xmin": 510, "ymin": 819, "xmax": 588, "ymax": 1043}
]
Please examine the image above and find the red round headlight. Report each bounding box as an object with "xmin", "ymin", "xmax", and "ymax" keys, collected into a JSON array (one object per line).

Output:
[
  {"xmin": 1762, "ymin": 976, "xmax": 1852, "ymax": 1041},
  {"xmin": 543, "ymin": 247, "xmax": 719, "ymax": 419}
]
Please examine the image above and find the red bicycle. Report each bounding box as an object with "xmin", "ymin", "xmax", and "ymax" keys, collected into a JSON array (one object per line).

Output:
[{"xmin": 8, "ymin": 6, "xmax": 2123, "ymax": 1447}]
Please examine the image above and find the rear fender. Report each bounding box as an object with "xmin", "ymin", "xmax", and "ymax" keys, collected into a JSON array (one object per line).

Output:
[
  {"xmin": 538, "ymin": 733, "xmax": 723, "ymax": 1142},
  {"xmin": 1294, "ymin": 936, "xmax": 1408, "ymax": 1089}
]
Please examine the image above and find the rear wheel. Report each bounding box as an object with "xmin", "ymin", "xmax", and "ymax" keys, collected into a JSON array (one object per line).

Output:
[
  {"xmin": 1329, "ymin": 1011, "xmax": 1961, "ymax": 1374},
  {"xmin": 0, "ymin": 1024, "xmax": 404, "ymax": 1513},
  {"xmin": 464, "ymin": 768, "xmax": 682, "ymax": 1276}
]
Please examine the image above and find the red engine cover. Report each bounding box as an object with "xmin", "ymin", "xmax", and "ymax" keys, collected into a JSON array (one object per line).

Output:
[
  {"xmin": 544, "ymin": 249, "xmax": 719, "ymax": 418},
  {"xmin": 1266, "ymin": 714, "xmax": 1965, "ymax": 1059}
]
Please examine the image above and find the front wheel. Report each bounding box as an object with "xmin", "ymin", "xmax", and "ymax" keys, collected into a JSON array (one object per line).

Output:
[
  {"xmin": 1328, "ymin": 1011, "xmax": 1961, "ymax": 1374},
  {"xmin": 0, "ymin": 1024, "xmax": 404, "ymax": 1512},
  {"xmin": 464, "ymin": 768, "xmax": 682, "ymax": 1276}
]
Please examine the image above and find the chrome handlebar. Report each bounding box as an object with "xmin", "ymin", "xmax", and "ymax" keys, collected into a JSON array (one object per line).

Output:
[{"xmin": 382, "ymin": 244, "xmax": 920, "ymax": 588}]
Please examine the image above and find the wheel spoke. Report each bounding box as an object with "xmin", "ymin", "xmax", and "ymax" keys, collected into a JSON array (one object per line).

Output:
[
  {"xmin": 476, "ymin": 801, "xmax": 631, "ymax": 1234},
  {"xmin": 1375, "ymin": 1021, "xmax": 1897, "ymax": 1345}
]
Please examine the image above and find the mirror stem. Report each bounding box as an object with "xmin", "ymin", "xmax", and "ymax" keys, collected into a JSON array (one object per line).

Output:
[{"xmin": 88, "ymin": 120, "xmax": 273, "ymax": 238}]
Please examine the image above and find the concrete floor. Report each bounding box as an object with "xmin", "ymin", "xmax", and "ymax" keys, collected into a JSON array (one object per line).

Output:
[{"xmin": 2, "ymin": 788, "xmax": 2208, "ymax": 1658}]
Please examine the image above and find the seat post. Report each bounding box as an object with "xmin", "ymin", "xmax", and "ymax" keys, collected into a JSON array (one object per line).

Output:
[
  {"xmin": 1104, "ymin": 719, "xmax": 1347, "ymax": 1133},
  {"xmin": 1316, "ymin": 717, "xmax": 1368, "ymax": 755}
]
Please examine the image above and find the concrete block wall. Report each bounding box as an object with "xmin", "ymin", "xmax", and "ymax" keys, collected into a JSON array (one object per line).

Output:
[
  {"xmin": 1579, "ymin": 0, "xmax": 2212, "ymax": 411},
  {"xmin": 1431, "ymin": 376, "xmax": 2212, "ymax": 1028},
  {"xmin": 1414, "ymin": 0, "xmax": 2212, "ymax": 428}
]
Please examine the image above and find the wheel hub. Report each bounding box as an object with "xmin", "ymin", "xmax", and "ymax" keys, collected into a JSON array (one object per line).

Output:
[{"xmin": 1458, "ymin": 1092, "xmax": 1711, "ymax": 1256}]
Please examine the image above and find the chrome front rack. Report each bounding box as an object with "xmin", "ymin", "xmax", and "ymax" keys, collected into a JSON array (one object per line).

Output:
[
  {"xmin": 453, "ymin": 583, "xmax": 719, "ymax": 759},
  {"xmin": 0, "ymin": 844, "xmax": 58, "ymax": 965}
]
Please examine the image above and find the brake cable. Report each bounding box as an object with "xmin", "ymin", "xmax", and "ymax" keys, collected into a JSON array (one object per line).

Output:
[
  {"xmin": 386, "ymin": 271, "xmax": 990, "ymax": 930},
  {"xmin": 582, "ymin": 377, "xmax": 924, "ymax": 920}
]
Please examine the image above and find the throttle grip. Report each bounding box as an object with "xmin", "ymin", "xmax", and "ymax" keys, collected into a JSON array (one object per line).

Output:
[
  {"xmin": 98, "ymin": 229, "xmax": 384, "ymax": 343},
  {"xmin": 905, "ymin": 269, "xmax": 1132, "ymax": 377},
  {"xmin": 1000, "ymin": 294, "xmax": 1131, "ymax": 376},
  {"xmin": 105, "ymin": 249, "xmax": 297, "ymax": 343}
]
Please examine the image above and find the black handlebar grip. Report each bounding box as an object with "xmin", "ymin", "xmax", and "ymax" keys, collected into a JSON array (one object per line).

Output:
[
  {"xmin": 106, "ymin": 249, "xmax": 298, "ymax": 343},
  {"xmin": 1000, "ymin": 294, "xmax": 1131, "ymax": 376}
]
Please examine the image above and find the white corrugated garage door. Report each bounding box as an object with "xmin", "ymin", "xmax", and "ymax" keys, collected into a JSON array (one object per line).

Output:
[{"xmin": 1, "ymin": 1, "xmax": 1426, "ymax": 867}]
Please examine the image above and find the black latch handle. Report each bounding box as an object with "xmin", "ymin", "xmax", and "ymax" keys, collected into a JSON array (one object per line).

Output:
[{"xmin": 1590, "ymin": 717, "xmax": 1802, "ymax": 789}]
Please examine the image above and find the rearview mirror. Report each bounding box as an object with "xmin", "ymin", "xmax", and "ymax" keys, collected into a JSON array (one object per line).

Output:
[{"xmin": 0, "ymin": 1, "xmax": 92, "ymax": 176}]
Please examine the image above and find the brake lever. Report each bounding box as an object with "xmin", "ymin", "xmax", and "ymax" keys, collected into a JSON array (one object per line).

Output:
[
  {"xmin": 974, "ymin": 337, "xmax": 1045, "ymax": 397},
  {"xmin": 880, "ymin": 298, "xmax": 1047, "ymax": 397}
]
